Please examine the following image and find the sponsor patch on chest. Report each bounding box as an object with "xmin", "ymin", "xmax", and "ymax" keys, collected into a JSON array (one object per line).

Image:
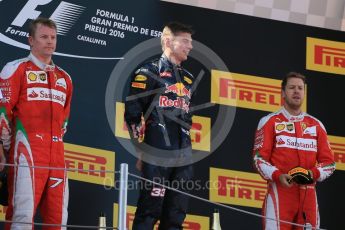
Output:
[
  {"xmin": 56, "ymin": 78, "xmax": 67, "ymax": 89},
  {"xmin": 27, "ymin": 87, "xmax": 66, "ymax": 106},
  {"xmin": 275, "ymin": 122, "xmax": 295, "ymax": 133},
  {"xmin": 275, "ymin": 135, "xmax": 317, "ymax": 152},
  {"xmin": 26, "ymin": 71, "xmax": 48, "ymax": 84},
  {"xmin": 303, "ymin": 126, "xmax": 317, "ymax": 136}
]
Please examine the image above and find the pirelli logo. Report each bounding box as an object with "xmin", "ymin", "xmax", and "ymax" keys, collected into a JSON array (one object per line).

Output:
[
  {"xmin": 190, "ymin": 116, "xmax": 211, "ymax": 151},
  {"xmin": 64, "ymin": 143, "xmax": 115, "ymax": 187},
  {"xmin": 115, "ymin": 102, "xmax": 211, "ymax": 151},
  {"xmin": 113, "ymin": 203, "xmax": 209, "ymax": 229},
  {"xmin": 307, "ymin": 37, "xmax": 345, "ymax": 75},
  {"xmin": 0, "ymin": 205, "xmax": 6, "ymax": 221},
  {"xmin": 211, "ymin": 70, "xmax": 307, "ymax": 112},
  {"xmin": 328, "ymin": 135, "xmax": 345, "ymax": 171},
  {"xmin": 209, "ymin": 167, "xmax": 267, "ymax": 208}
]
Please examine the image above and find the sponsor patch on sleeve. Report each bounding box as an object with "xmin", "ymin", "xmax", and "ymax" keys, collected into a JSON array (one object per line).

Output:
[
  {"xmin": 160, "ymin": 71, "xmax": 172, "ymax": 77},
  {"xmin": 184, "ymin": 76, "xmax": 192, "ymax": 84},
  {"xmin": 134, "ymin": 75, "xmax": 147, "ymax": 82},
  {"xmin": 131, "ymin": 82, "xmax": 146, "ymax": 89},
  {"xmin": 253, "ymin": 128, "xmax": 264, "ymax": 151}
]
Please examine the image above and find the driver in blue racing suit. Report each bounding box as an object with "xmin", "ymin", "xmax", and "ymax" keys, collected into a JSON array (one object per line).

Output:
[{"xmin": 125, "ymin": 22, "xmax": 195, "ymax": 230}]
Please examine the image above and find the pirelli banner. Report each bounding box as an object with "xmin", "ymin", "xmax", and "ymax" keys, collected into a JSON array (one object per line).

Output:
[
  {"xmin": 0, "ymin": 206, "xmax": 6, "ymax": 221},
  {"xmin": 329, "ymin": 135, "xmax": 345, "ymax": 171},
  {"xmin": 211, "ymin": 70, "xmax": 307, "ymax": 112},
  {"xmin": 209, "ymin": 167, "xmax": 267, "ymax": 208},
  {"xmin": 64, "ymin": 143, "xmax": 115, "ymax": 187},
  {"xmin": 0, "ymin": 0, "xmax": 344, "ymax": 229},
  {"xmin": 306, "ymin": 37, "xmax": 345, "ymax": 75}
]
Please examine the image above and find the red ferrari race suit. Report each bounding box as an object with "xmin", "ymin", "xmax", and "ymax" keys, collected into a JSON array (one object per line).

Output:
[
  {"xmin": 253, "ymin": 107, "xmax": 335, "ymax": 230},
  {"xmin": 0, "ymin": 53, "xmax": 73, "ymax": 230}
]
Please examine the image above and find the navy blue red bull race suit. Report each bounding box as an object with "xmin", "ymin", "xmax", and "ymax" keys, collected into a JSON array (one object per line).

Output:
[{"xmin": 125, "ymin": 54, "xmax": 195, "ymax": 230}]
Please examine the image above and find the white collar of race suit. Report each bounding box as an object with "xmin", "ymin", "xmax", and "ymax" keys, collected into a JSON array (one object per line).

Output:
[
  {"xmin": 29, "ymin": 53, "xmax": 55, "ymax": 71},
  {"xmin": 281, "ymin": 107, "xmax": 305, "ymax": 122}
]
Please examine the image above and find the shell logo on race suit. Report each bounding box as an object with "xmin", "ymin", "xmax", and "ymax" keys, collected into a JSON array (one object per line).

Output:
[
  {"xmin": 275, "ymin": 122, "xmax": 295, "ymax": 133},
  {"xmin": 26, "ymin": 71, "xmax": 48, "ymax": 84}
]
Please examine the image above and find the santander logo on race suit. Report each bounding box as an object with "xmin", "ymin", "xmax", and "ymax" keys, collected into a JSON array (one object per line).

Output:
[
  {"xmin": 27, "ymin": 87, "xmax": 66, "ymax": 106},
  {"xmin": 28, "ymin": 90, "xmax": 39, "ymax": 98},
  {"xmin": 276, "ymin": 135, "xmax": 317, "ymax": 152}
]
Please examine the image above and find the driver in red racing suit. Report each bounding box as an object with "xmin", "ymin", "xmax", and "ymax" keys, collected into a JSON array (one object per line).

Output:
[
  {"xmin": 253, "ymin": 72, "xmax": 335, "ymax": 230},
  {"xmin": 0, "ymin": 18, "xmax": 73, "ymax": 230}
]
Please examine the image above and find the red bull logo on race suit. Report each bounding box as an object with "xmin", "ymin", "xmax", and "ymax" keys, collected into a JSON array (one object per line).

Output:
[
  {"xmin": 159, "ymin": 83, "xmax": 191, "ymax": 112},
  {"xmin": 164, "ymin": 83, "xmax": 191, "ymax": 98}
]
